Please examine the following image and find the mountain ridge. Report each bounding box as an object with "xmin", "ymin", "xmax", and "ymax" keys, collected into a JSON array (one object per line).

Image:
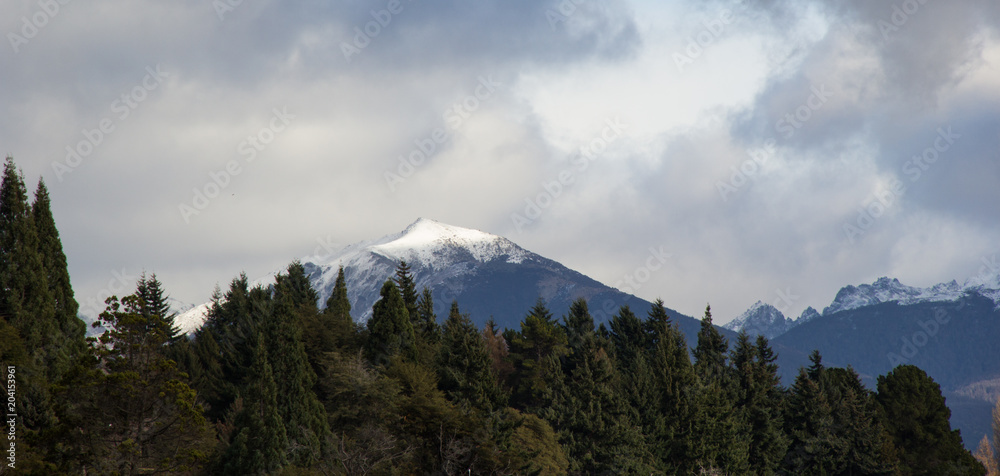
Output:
[{"xmin": 175, "ymin": 218, "xmax": 723, "ymax": 346}]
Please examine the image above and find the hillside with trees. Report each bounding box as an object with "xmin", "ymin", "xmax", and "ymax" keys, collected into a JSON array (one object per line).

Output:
[{"xmin": 0, "ymin": 157, "xmax": 986, "ymax": 475}]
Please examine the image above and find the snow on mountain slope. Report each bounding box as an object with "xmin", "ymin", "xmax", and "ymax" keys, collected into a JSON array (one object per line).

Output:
[
  {"xmin": 175, "ymin": 218, "xmax": 549, "ymax": 334},
  {"xmin": 820, "ymin": 275, "xmax": 992, "ymax": 316},
  {"xmin": 369, "ymin": 218, "xmax": 529, "ymax": 266},
  {"xmin": 174, "ymin": 302, "xmax": 211, "ymax": 335},
  {"xmin": 723, "ymin": 301, "xmax": 795, "ymax": 339}
]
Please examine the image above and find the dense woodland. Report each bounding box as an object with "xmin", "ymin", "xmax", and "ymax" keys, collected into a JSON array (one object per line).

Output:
[{"xmin": 0, "ymin": 155, "xmax": 991, "ymax": 475}]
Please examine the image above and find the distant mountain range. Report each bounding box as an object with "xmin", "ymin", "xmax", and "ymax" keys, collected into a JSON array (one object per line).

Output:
[
  {"xmin": 175, "ymin": 218, "xmax": 728, "ymax": 346},
  {"xmin": 726, "ymin": 272, "xmax": 1000, "ymax": 450}
]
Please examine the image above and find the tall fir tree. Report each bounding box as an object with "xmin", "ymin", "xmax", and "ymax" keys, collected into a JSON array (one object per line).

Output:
[
  {"xmin": 505, "ymin": 298, "xmax": 568, "ymax": 411},
  {"xmin": 31, "ymin": 178, "xmax": 86, "ymax": 370},
  {"xmin": 550, "ymin": 298, "xmax": 653, "ymax": 474},
  {"xmin": 320, "ymin": 265, "xmax": 357, "ymax": 353},
  {"xmin": 269, "ymin": 265, "xmax": 331, "ymax": 467},
  {"xmin": 437, "ymin": 300, "xmax": 505, "ymax": 412},
  {"xmin": 393, "ymin": 260, "xmax": 418, "ymax": 319},
  {"xmin": 825, "ymin": 366, "xmax": 899, "ymax": 474},
  {"xmin": 412, "ymin": 287, "xmax": 440, "ymax": 365},
  {"xmin": 693, "ymin": 304, "xmax": 729, "ymax": 384},
  {"xmin": 690, "ymin": 305, "xmax": 748, "ymax": 473},
  {"xmin": 324, "ymin": 265, "xmax": 352, "ymax": 320},
  {"xmin": 221, "ymin": 335, "xmax": 289, "ymax": 476},
  {"xmin": 135, "ymin": 272, "xmax": 182, "ymax": 343},
  {"xmin": 730, "ymin": 332, "xmax": 788, "ymax": 475},
  {"xmin": 365, "ymin": 280, "xmax": 416, "ymax": 366},
  {"xmin": 783, "ymin": 367, "xmax": 839, "ymax": 474},
  {"xmin": 0, "ymin": 157, "xmax": 56, "ymax": 373},
  {"xmin": 647, "ymin": 313, "xmax": 701, "ymax": 473}
]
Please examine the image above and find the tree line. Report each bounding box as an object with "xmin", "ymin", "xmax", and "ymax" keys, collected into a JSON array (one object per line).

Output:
[{"xmin": 0, "ymin": 156, "xmax": 986, "ymax": 475}]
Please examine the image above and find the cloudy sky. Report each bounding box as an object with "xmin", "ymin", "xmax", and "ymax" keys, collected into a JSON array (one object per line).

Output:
[{"xmin": 3, "ymin": 0, "xmax": 999, "ymax": 324}]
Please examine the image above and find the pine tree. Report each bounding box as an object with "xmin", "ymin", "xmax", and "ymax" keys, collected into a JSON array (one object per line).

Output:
[
  {"xmin": 414, "ymin": 287, "xmax": 439, "ymax": 345},
  {"xmin": 690, "ymin": 305, "xmax": 748, "ymax": 473},
  {"xmin": 412, "ymin": 287, "xmax": 440, "ymax": 365},
  {"xmin": 31, "ymin": 178, "xmax": 86, "ymax": 370},
  {"xmin": 609, "ymin": 305, "xmax": 644, "ymax": 370},
  {"xmin": 318, "ymin": 265, "xmax": 357, "ymax": 353},
  {"xmin": 188, "ymin": 275, "xmax": 261, "ymax": 422},
  {"xmin": 826, "ymin": 366, "xmax": 899, "ymax": 474},
  {"xmin": 89, "ymin": 293, "xmax": 214, "ymax": 475},
  {"xmin": 549, "ymin": 299, "xmax": 653, "ymax": 473},
  {"xmin": 876, "ymin": 365, "xmax": 985, "ymax": 475},
  {"xmin": 730, "ymin": 333, "xmax": 788, "ymax": 475},
  {"xmin": 268, "ymin": 268, "xmax": 330, "ymax": 467},
  {"xmin": 437, "ymin": 301, "xmax": 505, "ymax": 411},
  {"xmin": 648, "ymin": 314, "xmax": 700, "ymax": 473},
  {"xmin": 365, "ymin": 280, "xmax": 416, "ymax": 366},
  {"xmin": 693, "ymin": 304, "xmax": 729, "ymax": 384},
  {"xmin": 505, "ymin": 298, "xmax": 568, "ymax": 410},
  {"xmin": 324, "ymin": 265, "xmax": 352, "ymax": 320},
  {"xmin": 221, "ymin": 335, "xmax": 288, "ymax": 475},
  {"xmin": 783, "ymin": 367, "xmax": 838, "ymax": 474},
  {"xmin": 135, "ymin": 272, "xmax": 182, "ymax": 343},
  {"xmin": 274, "ymin": 260, "xmax": 319, "ymax": 312},
  {"xmin": 0, "ymin": 158, "xmax": 65, "ymax": 467},
  {"xmin": 643, "ymin": 298, "xmax": 672, "ymax": 350},
  {"xmin": 393, "ymin": 260, "xmax": 418, "ymax": 318}
]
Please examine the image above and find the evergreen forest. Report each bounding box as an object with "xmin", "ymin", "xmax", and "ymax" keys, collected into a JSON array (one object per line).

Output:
[{"xmin": 0, "ymin": 157, "xmax": 988, "ymax": 475}]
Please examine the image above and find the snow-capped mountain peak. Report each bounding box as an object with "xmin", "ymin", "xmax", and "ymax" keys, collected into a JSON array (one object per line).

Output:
[
  {"xmin": 169, "ymin": 218, "xmax": 658, "ymax": 335},
  {"xmin": 723, "ymin": 301, "xmax": 795, "ymax": 340},
  {"xmin": 822, "ymin": 276, "xmax": 971, "ymax": 316},
  {"xmin": 369, "ymin": 218, "xmax": 528, "ymax": 267}
]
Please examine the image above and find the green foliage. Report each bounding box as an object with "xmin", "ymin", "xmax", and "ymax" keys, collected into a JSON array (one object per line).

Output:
[
  {"xmin": 506, "ymin": 298, "xmax": 568, "ymax": 411},
  {"xmin": 731, "ymin": 333, "xmax": 788, "ymax": 475},
  {"xmin": 877, "ymin": 365, "xmax": 985, "ymax": 476},
  {"xmin": 3, "ymin": 172, "xmax": 987, "ymax": 474},
  {"xmin": 31, "ymin": 178, "xmax": 86, "ymax": 370},
  {"xmin": 88, "ymin": 293, "xmax": 215, "ymax": 475},
  {"xmin": 393, "ymin": 260, "xmax": 418, "ymax": 318},
  {"xmin": 221, "ymin": 336, "xmax": 288, "ymax": 475},
  {"xmin": 693, "ymin": 304, "xmax": 730, "ymax": 385},
  {"xmin": 365, "ymin": 280, "xmax": 417, "ymax": 366},
  {"xmin": 438, "ymin": 301, "xmax": 506, "ymax": 412},
  {"xmin": 549, "ymin": 300, "xmax": 653, "ymax": 473}
]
